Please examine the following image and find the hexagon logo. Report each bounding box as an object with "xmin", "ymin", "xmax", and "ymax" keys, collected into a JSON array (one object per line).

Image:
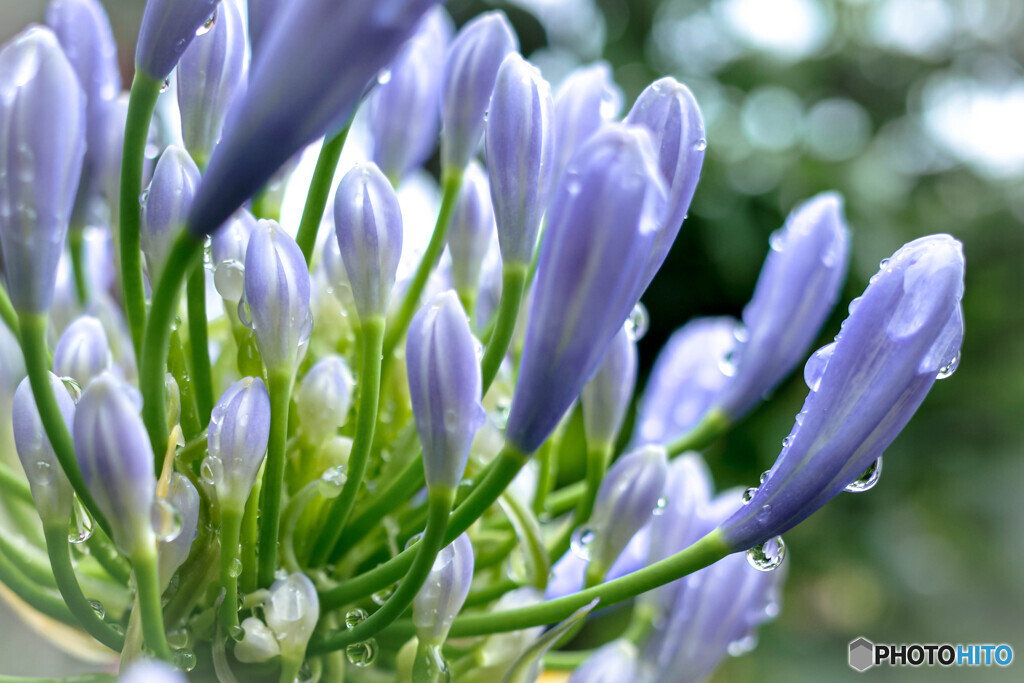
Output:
[{"xmin": 849, "ymin": 637, "xmax": 875, "ymax": 672}]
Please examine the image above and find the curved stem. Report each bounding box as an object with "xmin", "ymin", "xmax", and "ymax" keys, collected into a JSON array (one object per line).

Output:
[
  {"xmin": 666, "ymin": 409, "xmax": 731, "ymax": 457},
  {"xmin": 186, "ymin": 264, "xmax": 214, "ymax": 426},
  {"xmin": 0, "ymin": 461, "xmax": 33, "ymax": 505},
  {"xmin": 479, "ymin": 263, "xmax": 528, "ymax": 394},
  {"xmin": 309, "ymin": 316, "xmax": 385, "ymax": 566},
  {"xmin": 131, "ymin": 545, "xmax": 171, "ymax": 660},
  {"xmin": 218, "ymin": 505, "xmax": 244, "ymax": 634},
  {"xmin": 532, "ymin": 439, "xmax": 555, "ymax": 516},
  {"xmin": 85, "ymin": 528, "xmax": 132, "ymax": 585},
  {"xmin": 42, "ymin": 524, "xmax": 124, "ymax": 651},
  {"xmin": 167, "ymin": 329, "xmax": 202, "ymax": 440},
  {"xmin": 119, "ymin": 73, "xmax": 162, "ymax": 358},
  {"xmin": 0, "ymin": 283, "xmax": 20, "ymax": 342},
  {"xmin": 0, "ymin": 527, "xmax": 57, "ymax": 589},
  {"xmin": 281, "ymin": 481, "xmax": 320, "ymax": 573},
  {"xmin": 239, "ymin": 471, "xmax": 262, "ymax": 595},
  {"xmin": 295, "ymin": 127, "xmax": 350, "ymax": 264},
  {"xmin": 68, "ymin": 229, "xmax": 90, "ymax": 306},
  {"xmin": 0, "ymin": 541, "xmax": 75, "ymax": 625},
  {"xmin": 257, "ymin": 367, "xmax": 296, "ymax": 587}
]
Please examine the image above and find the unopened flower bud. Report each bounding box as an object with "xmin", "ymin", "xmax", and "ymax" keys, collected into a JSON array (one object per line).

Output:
[
  {"xmin": 158, "ymin": 473, "xmax": 199, "ymax": 589},
  {"xmin": 211, "ymin": 209, "xmax": 257, "ymax": 302},
  {"xmin": 570, "ymin": 641, "xmax": 638, "ymax": 683},
  {"xmin": 119, "ymin": 660, "xmax": 187, "ymax": 683},
  {"xmin": 413, "ymin": 532, "xmax": 474, "ymax": 645},
  {"xmin": 135, "ymin": 0, "xmax": 220, "ymax": 81},
  {"xmin": 296, "ymin": 355, "xmax": 354, "ymax": 444},
  {"xmin": 551, "ymin": 63, "xmax": 622, "ymax": 187},
  {"xmin": 52, "ymin": 315, "xmax": 111, "ymax": 388},
  {"xmin": 234, "ymin": 616, "xmax": 281, "ymax": 663},
  {"xmin": 265, "ymin": 572, "xmax": 319, "ymax": 660},
  {"xmin": 141, "ymin": 146, "xmax": 201, "ymax": 282},
  {"xmin": 246, "ymin": 0, "xmax": 280, "ymax": 60},
  {"xmin": 581, "ymin": 326, "xmax": 637, "ymax": 449},
  {"xmin": 446, "ymin": 161, "xmax": 495, "ymax": 296},
  {"xmin": 206, "ymin": 376, "xmax": 271, "ymax": 509},
  {"xmin": 12, "ymin": 374, "xmax": 75, "ymax": 522}
]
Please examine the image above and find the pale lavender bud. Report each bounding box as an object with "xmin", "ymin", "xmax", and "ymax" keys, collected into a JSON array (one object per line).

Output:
[
  {"xmin": 177, "ymin": 0, "xmax": 248, "ymax": 164},
  {"xmin": 551, "ymin": 63, "xmax": 622, "ymax": 187},
  {"xmin": 102, "ymin": 94, "xmax": 129, "ymax": 226},
  {"xmin": 188, "ymin": 0, "xmax": 442, "ymax": 236},
  {"xmin": 413, "ymin": 532, "xmax": 474, "ymax": 645},
  {"xmin": 296, "ymin": 355, "xmax": 354, "ymax": 444},
  {"xmin": 119, "ymin": 661, "xmax": 187, "ymax": 683},
  {"xmin": 211, "ymin": 209, "xmax": 257, "ymax": 302},
  {"xmin": 446, "ymin": 161, "xmax": 495, "ymax": 295},
  {"xmin": 633, "ymin": 317, "xmax": 737, "ymax": 446},
  {"xmin": 141, "ymin": 146, "xmax": 201, "ymax": 282},
  {"xmin": 13, "ymin": 374, "xmax": 75, "ymax": 522},
  {"xmin": 135, "ymin": 0, "xmax": 219, "ymax": 81},
  {"xmin": 52, "ymin": 315, "xmax": 112, "ymax": 388},
  {"xmin": 73, "ymin": 372, "xmax": 155, "ymax": 555},
  {"xmin": 0, "ymin": 26, "xmax": 85, "ymax": 313},
  {"xmin": 625, "ymin": 77, "xmax": 706, "ymax": 287},
  {"xmin": 715, "ymin": 193, "xmax": 850, "ymax": 420},
  {"xmin": 333, "ymin": 162, "xmax": 403, "ymax": 321},
  {"xmin": 581, "ymin": 326, "xmax": 637, "ymax": 448},
  {"xmin": 320, "ymin": 228, "xmax": 356, "ymax": 313},
  {"xmin": 265, "ymin": 572, "xmax": 319, "ymax": 659},
  {"xmin": 506, "ymin": 125, "xmax": 666, "ymax": 453},
  {"xmin": 407, "ymin": 291, "xmax": 486, "ymax": 492},
  {"xmin": 485, "ymin": 52, "xmax": 554, "ymax": 264},
  {"xmin": 206, "ymin": 376, "xmax": 271, "ymax": 509},
  {"xmin": 440, "ymin": 11, "xmax": 518, "ymax": 171},
  {"xmin": 242, "ymin": 219, "xmax": 312, "ymax": 371},
  {"xmin": 246, "ymin": 0, "xmax": 280, "ymax": 59},
  {"xmin": 720, "ymin": 235, "xmax": 965, "ymax": 552},
  {"xmin": 570, "ymin": 641, "xmax": 638, "ymax": 683},
  {"xmin": 157, "ymin": 473, "xmax": 199, "ymax": 589}
]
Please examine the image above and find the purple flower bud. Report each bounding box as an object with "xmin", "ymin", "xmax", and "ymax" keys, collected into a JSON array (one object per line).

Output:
[
  {"xmin": 581, "ymin": 326, "xmax": 638, "ymax": 448},
  {"xmin": 211, "ymin": 209, "xmax": 257, "ymax": 302},
  {"xmin": 587, "ymin": 445, "xmax": 668, "ymax": 574},
  {"xmin": 141, "ymin": 146, "xmax": 201, "ymax": 281},
  {"xmin": 246, "ymin": 0, "xmax": 280, "ymax": 60},
  {"xmin": 569, "ymin": 641, "xmax": 638, "ymax": 683},
  {"xmin": 73, "ymin": 372, "xmax": 155, "ymax": 555},
  {"xmin": 485, "ymin": 52, "xmax": 554, "ymax": 264},
  {"xmin": 720, "ymin": 235, "xmax": 965, "ymax": 552},
  {"xmin": 177, "ymin": 0, "xmax": 248, "ymax": 164},
  {"xmin": 368, "ymin": 8, "xmax": 452, "ymax": 183},
  {"xmin": 551, "ymin": 63, "xmax": 622, "ymax": 187},
  {"xmin": 242, "ymin": 219, "xmax": 312, "ymax": 371},
  {"xmin": 135, "ymin": 0, "xmax": 219, "ymax": 81},
  {"xmin": 0, "ymin": 26, "xmax": 85, "ymax": 313},
  {"xmin": 633, "ymin": 317, "xmax": 737, "ymax": 446},
  {"xmin": 296, "ymin": 355, "xmax": 354, "ymax": 444},
  {"xmin": 119, "ymin": 660, "xmax": 187, "ymax": 683},
  {"xmin": 407, "ymin": 291, "xmax": 486, "ymax": 492},
  {"xmin": 13, "ymin": 374, "xmax": 75, "ymax": 522},
  {"xmin": 446, "ymin": 161, "xmax": 495, "ymax": 295},
  {"xmin": 440, "ymin": 11, "xmax": 518, "ymax": 171},
  {"xmin": 52, "ymin": 315, "xmax": 112, "ymax": 388},
  {"xmin": 188, "ymin": 0, "xmax": 441, "ymax": 236},
  {"xmin": 506, "ymin": 125, "xmax": 666, "ymax": 453},
  {"xmin": 206, "ymin": 376, "xmax": 271, "ymax": 509},
  {"xmin": 332, "ymin": 162, "xmax": 403, "ymax": 321},
  {"xmin": 265, "ymin": 572, "xmax": 319, "ymax": 659},
  {"xmin": 158, "ymin": 472, "xmax": 199, "ymax": 588},
  {"xmin": 625, "ymin": 77, "xmax": 706, "ymax": 287},
  {"xmin": 413, "ymin": 532, "xmax": 474, "ymax": 645},
  {"xmin": 714, "ymin": 193, "xmax": 850, "ymax": 420}
]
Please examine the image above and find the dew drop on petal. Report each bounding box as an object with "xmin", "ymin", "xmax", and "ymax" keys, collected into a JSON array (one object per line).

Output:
[
  {"xmin": 69, "ymin": 496, "xmax": 94, "ymax": 544},
  {"xmin": 845, "ymin": 457, "xmax": 882, "ymax": 493},
  {"xmin": 936, "ymin": 351, "xmax": 960, "ymax": 380},
  {"xmin": 742, "ymin": 487, "xmax": 757, "ymax": 504},
  {"xmin": 570, "ymin": 527, "xmax": 595, "ymax": 561},
  {"xmin": 624, "ymin": 302, "xmax": 649, "ymax": 341},
  {"xmin": 746, "ymin": 536, "xmax": 786, "ymax": 571},
  {"xmin": 151, "ymin": 497, "xmax": 183, "ymax": 542}
]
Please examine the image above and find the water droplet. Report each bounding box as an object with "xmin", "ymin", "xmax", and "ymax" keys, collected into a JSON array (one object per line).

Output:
[
  {"xmin": 759, "ymin": 470, "xmax": 770, "ymax": 484},
  {"xmin": 371, "ymin": 583, "xmax": 396, "ymax": 606},
  {"xmin": 878, "ymin": 257, "xmax": 890, "ymax": 269},
  {"xmin": 747, "ymin": 536, "xmax": 786, "ymax": 571},
  {"xmin": 803, "ymin": 342, "xmax": 836, "ymax": 392},
  {"xmin": 60, "ymin": 377, "xmax": 82, "ymax": 403},
  {"xmin": 727, "ymin": 633, "xmax": 758, "ymax": 657},
  {"xmin": 151, "ymin": 498, "xmax": 183, "ymax": 542},
  {"xmin": 173, "ymin": 648, "xmax": 197, "ymax": 671},
  {"xmin": 201, "ymin": 454, "xmax": 223, "ymax": 487},
  {"xmin": 229, "ymin": 557, "xmax": 243, "ymax": 578},
  {"xmin": 847, "ymin": 296, "xmax": 862, "ymax": 315},
  {"xmin": 138, "ymin": 189, "xmax": 150, "ymax": 207},
  {"xmin": 29, "ymin": 460, "xmax": 54, "ymax": 486},
  {"xmin": 404, "ymin": 532, "xmax": 424, "ymax": 550},
  {"xmin": 443, "ymin": 409, "xmax": 458, "ymax": 432},
  {"xmin": 89, "ymin": 600, "xmax": 104, "ymax": 620},
  {"xmin": 719, "ymin": 349, "xmax": 737, "ymax": 377},
  {"xmin": 769, "ymin": 229, "xmax": 785, "ymax": 251},
  {"xmin": 756, "ymin": 504, "xmax": 772, "ymax": 522},
  {"xmin": 167, "ymin": 627, "xmax": 190, "ymax": 649},
  {"xmin": 652, "ymin": 496, "xmax": 668, "ymax": 516},
  {"xmin": 624, "ymin": 302, "xmax": 649, "ymax": 341},
  {"xmin": 196, "ymin": 9, "xmax": 217, "ymax": 36},
  {"xmin": 570, "ymin": 527, "xmax": 595, "ymax": 561},
  {"xmin": 693, "ymin": 137, "xmax": 708, "ymax": 151},
  {"xmin": 344, "ymin": 608, "xmax": 368, "ymax": 629},
  {"xmin": 733, "ymin": 325, "xmax": 750, "ymax": 344},
  {"xmin": 490, "ymin": 400, "xmax": 510, "ymax": 430},
  {"xmin": 376, "ymin": 68, "xmax": 392, "ymax": 85},
  {"xmin": 159, "ymin": 79, "xmax": 170, "ymax": 94},
  {"xmin": 845, "ymin": 457, "xmax": 882, "ymax": 493},
  {"xmin": 742, "ymin": 487, "xmax": 757, "ymax": 504},
  {"xmin": 782, "ymin": 435, "xmax": 792, "ymax": 448},
  {"xmin": 274, "ymin": 568, "xmax": 288, "ymax": 581},
  {"xmin": 69, "ymin": 496, "xmax": 94, "ymax": 544},
  {"xmin": 936, "ymin": 351, "xmax": 960, "ymax": 380},
  {"xmin": 228, "ymin": 624, "xmax": 245, "ymax": 642},
  {"xmin": 345, "ymin": 639, "xmax": 378, "ymax": 667},
  {"xmin": 318, "ymin": 466, "xmax": 348, "ymax": 498}
]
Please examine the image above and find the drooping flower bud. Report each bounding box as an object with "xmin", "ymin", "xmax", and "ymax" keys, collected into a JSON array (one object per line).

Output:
[
  {"xmin": 141, "ymin": 146, "xmax": 201, "ymax": 282},
  {"xmin": 135, "ymin": 0, "xmax": 219, "ymax": 81},
  {"xmin": 211, "ymin": 208, "xmax": 257, "ymax": 302},
  {"xmin": 187, "ymin": 0, "xmax": 442, "ymax": 236},
  {"xmin": 119, "ymin": 660, "xmax": 187, "ymax": 683},
  {"xmin": 506, "ymin": 125, "xmax": 666, "ymax": 454},
  {"xmin": 296, "ymin": 355, "xmax": 354, "ymax": 445},
  {"xmin": 407, "ymin": 291, "xmax": 486, "ymax": 493},
  {"xmin": 581, "ymin": 326, "xmax": 637, "ymax": 449},
  {"xmin": 0, "ymin": 26, "xmax": 85, "ymax": 313},
  {"xmin": 333, "ymin": 162, "xmax": 404, "ymax": 321},
  {"xmin": 234, "ymin": 616, "xmax": 281, "ymax": 663},
  {"xmin": 633, "ymin": 317, "xmax": 737, "ymax": 446},
  {"xmin": 246, "ymin": 0, "xmax": 280, "ymax": 60},
  {"xmin": 550, "ymin": 63, "xmax": 622, "ymax": 187},
  {"xmin": 242, "ymin": 219, "xmax": 312, "ymax": 372},
  {"xmin": 12, "ymin": 374, "xmax": 75, "ymax": 522},
  {"xmin": 569, "ymin": 641, "xmax": 639, "ymax": 683},
  {"xmin": 157, "ymin": 473, "xmax": 199, "ymax": 589},
  {"xmin": 720, "ymin": 235, "xmax": 965, "ymax": 552},
  {"xmin": 413, "ymin": 532, "xmax": 474, "ymax": 645},
  {"xmin": 73, "ymin": 372, "xmax": 155, "ymax": 555},
  {"xmin": 446, "ymin": 161, "xmax": 495, "ymax": 297},
  {"xmin": 265, "ymin": 572, "xmax": 319, "ymax": 662},
  {"xmin": 714, "ymin": 193, "xmax": 850, "ymax": 421},
  {"xmin": 485, "ymin": 52, "xmax": 554, "ymax": 264},
  {"xmin": 52, "ymin": 315, "xmax": 112, "ymax": 389},
  {"xmin": 625, "ymin": 77, "xmax": 706, "ymax": 287},
  {"xmin": 440, "ymin": 11, "xmax": 518, "ymax": 171},
  {"xmin": 205, "ymin": 376, "xmax": 271, "ymax": 509},
  {"xmin": 177, "ymin": 0, "xmax": 248, "ymax": 165}
]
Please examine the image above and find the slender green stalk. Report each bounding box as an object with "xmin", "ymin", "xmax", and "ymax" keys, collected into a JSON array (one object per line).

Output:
[
  {"xmin": 218, "ymin": 506, "xmax": 244, "ymax": 634},
  {"xmin": 43, "ymin": 524, "xmax": 124, "ymax": 651},
  {"xmin": 479, "ymin": 263, "xmax": 528, "ymax": 394},
  {"xmin": 0, "ymin": 284, "xmax": 20, "ymax": 342},
  {"xmin": 0, "ymin": 461, "xmax": 33, "ymax": 505},
  {"xmin": 68, "ymin": 229, "xmax": 90, "ymax": 306},
  {"xmin": 666, "ymin": 409, "xmax": 731, "ymax": 457},
  {"xmin": 119, "ymin": 73, "xmax": 163, "ymax": 358},
  {"xmin": 532, "ymin": 439, "xmax": 555, "ymax": 516},
  {"xmin": 186, "ymin": 264, "xmax": 214, "ymax": 426},
  {"xmin": 239, "ymin": 472, "xmax": 262, "ymax": 595},
  {"xmin": 465, "ymin": 577, "xmax": 518, "ymax": 607},
  {"xmin": 578, "ymin": 442, "xmax": 614, "ymax": 525},
  {"xmin": 499, "ymin": 493, "xmax": 549, "ymax": 590},
  {"xmin": 17, "ymin": 313, "xmax": 111, "ymax": 539},
  {"xmin": 310, "ymin": 316, "xmax": 386, "ymax": 566},
  {"xmin": 131, "ymin": 546, "xmax": 171, "ymax": 660},
  {"xmin": 0, "ymin": 542, "xmax": 75, "ymax": 625},
  {"xmin": 281, "ymin": 481, "xmax": 320, "ymax": 573},
  {"xmin": 381, "ymin": 168, "xmax": 464, "ymax": 362},
  {"xmin": 295, "ymin": 128, "xmax": 350, "ymax": 264},
  {"xmin": 0, "ymin": 527, "xmax": 56, "ymax": 588},
  {"xmin": 167, "ymin": 329, "xmax": 202, "ymax": 440},
  {"xmin": 85, "ymin": 528, "xmax": 132, "ymax": 585},
  {"xmin": 546, "ymin": 481, "xmax": 585, "ymax": 517},
  {"xmin": 257, "ymin": 367, "xmax": 297, "ymax": 587}
]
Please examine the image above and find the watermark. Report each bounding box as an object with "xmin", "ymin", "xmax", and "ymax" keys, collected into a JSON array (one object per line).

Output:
[{"xmin": 849, "ymin": 637, "xmax": 1014, "ymax": 672}]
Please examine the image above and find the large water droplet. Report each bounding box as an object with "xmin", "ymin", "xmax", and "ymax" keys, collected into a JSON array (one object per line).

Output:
[
  {"xmin": 936, "ymin": 351, "xmax": 960, "ymax": 380},
  {"xmin": 196, "ymin": 9, "xmax": 217, "ymax": 36},
  {"xmin": 652, "ymin": 496, "xmax": 668, "ymax": 516},
  {"xmin": 201, "ymin": 454, "xmax": 223, "ymax": 488},
  {"xmin": 803, "ymin": 342, "xmax": 836, "ymax": 392},
  {"xmin": 376, "ymin": 68, "xmax": 392, "ymax": 85},
  {"xmin": 318, "ymin": 466, "xmax": 348, "ymax": 498},
  {"xmin": 167, "ymin": 627, "xmax": 190, "ymax": 649},
  {"xmin": 747, "ymin": 536, "xmax": 786, "ymax": 571},
  {"xmin": 228, "ymin": 557, "xmax": 243, "ymax": 578},
  {"xmin": 151, "ymin": 498, "xmax": 183, "ymax": 542},
  {"xmin": 570, "ymin": 527, "xmax": 595, "ymax": 561},
  {"xmin": 624, "ymin": 302, "xmax": 649, "ymax": 342},
  {"xmin": 29, "ymin": 460, "xmax": 54, "ymax": 487},
  {"xmin": 345, "ymin": 608, "xmax": 368, "ymax": 629},
  {"xmin": 159, "ymin": 79, "xmax": 170, "ymax": 94},
  {"xmin": 693, "ymin": 137, "xmax": 708, "ymax": 151},
  {"xmin": 89, "ymin": 600, "xmax": 105, "ymax": 620},
  {"xmin": 742, "ymin": 487, "xmax": 757, "ymax": 504},
  {"xmin": 345, "ymin": 639, "xmax": 378, "ymax": 667},
  {"xmin": 173, "ymin": 648, "xmax": 197, "ymax": 671},
  {"xmin": 371, "ymin": 583, "xmax": 396, "ymax": 606},
  {"xmin": 845, "ymin": 457, "xmax": 882, "ymax": 493},
  {"xmin": 769, "ymin": 229, "xmax": 785, "ymax": 251},
  {"xmin": 60, "ymin": 377, "xmax": 82, "ymax": 404},
  {"xmin": 69, "ymin": 496, "xmax": 94, "ymax": 544}
]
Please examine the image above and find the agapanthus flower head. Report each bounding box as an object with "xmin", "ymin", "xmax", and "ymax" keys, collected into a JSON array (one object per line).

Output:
[
  {"xmin": 157, "ymin": 472, "xmax": 199, "ymax": 589},
  {"xmin": 440, "ymin": 11, "xmax": 518, "ymax": 171},
  {"xmin": 265, "ymin": 572, "xmax": 319, "ymax": 659},
  {"xmin": 714, "ymin": 192, "xmax": 850, "ymax": 421},
  {"xmin": 551, "ymin": 62, "xmax": 622, "ymax": 187},
  {"xmin": 134, "ymin": 0, "xmax": 219, "ymax": 81},
  {"xmin": 719, "ymin": 234, "xmax": 965, "ymax": 552},
  {"xmin": 206, "ymin": 376, "xmax": 271, "ymax": 509},
  {"xmin": 485, "ymin": 51, "xmax": 555, "ymax": 265},
  {"xmin": 52, "ymin": 315, "xmax": 112, "ymax": 388},
  {"xmin": 211, "ymin": 208, "xmax": 257, "ymax": 302},
  {"xmin": 446, "ymin": 161, "xmax": 495, "ymax": 296},
  {"xmin": 12, "ymin": 374, "xmax": 75, "ymax": 523},
  {"xmin": 413, "ymin": 532, "xmax": 474, "ymax": 646},
  {"xmin": 0, "ymin": 25, "xmax": 85, "ymax": 314},
  {"xmin": 141, "ymin": 145, "xmax": 201, "ymax": 282},
  {"xmin": 581, "ymin": 325, "xmax": 638, "ymax": 449},
  {"xmin": 569, "ymin": 640, "xmax": 639, "ymax": 683},
  {"xmin": 506, "ymin": 124, "xmax": 666, "ymax": 453},
  {"xmin": 407, "ymin": 290, "xmax": 486, "ymax": 492},
  {"xmin": 296, "ymin": 354, "xmax": 355, "ymax": 444}
]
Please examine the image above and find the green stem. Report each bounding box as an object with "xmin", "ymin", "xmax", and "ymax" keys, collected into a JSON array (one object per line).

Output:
[
  {"xmin": 666, "ymin": 409, "xmax": 731, "ymax": 457},
  {"xmin": 119, "ymin": 73, "xmax": 162, "ymax": 358},
  {"xmin": 532, "ymin": 439, "xmax": 555, "ymax": 516},
  {"xmin": 546, "ymin": 481, "xmax": 585, "ymax": 517},
  {"xmin": 479, "ymin": 263, "xmax": 528, "ymax": 394},
  {"xmin": 17, "ymin": 313, "xmax": 112, "ymax": 539},
  {"xmin": 68, "ymin": 229, "xmax": 90, "ymax": 306},
  {"xmin": 85, "ymin": 528, "xmax": 132, "ymax": 585},
  {"xmin": 578, "ymin": 442, "xmax": 614, "ymax": 525},
  {"xmin": 295, "ymin": 128, "xmax": 349, "ymax": 264},
  {"xmin": 42, "ymin": 524, "xmax": 124, "ymax": 651},
  {"xmin": 239, "ymin": 471, "xmax": 262, "ymax": 595},
  {"xmin": 0, "ymin": 541, "xmax": 75, "ymax": 625},
  {"xmin": 381, "ymin": 168, "xmax": 464, "ymax": 362},
  {"xmin": 0, "ymin": 461, "xmax": 33, "ymax": 505},
  {"xmin": 413, "ymin": 642, "xmax": 447, "ymax": 683},
  {"xmin": 457, "ymin": 287, "xmax": 478, "ymax": 330},
  {"xmin": 132, "ymin": 546, "xmax": 172, "ymax": 660},
  {"xmin": 218, "ymin": 506, "xmax": 244, "ymax": 633},
  {"xmin": 257, "ymin": 367, "xmax": 296, "ymax": 587},
  {"xmin": 310, "ymin": 316, "xmax": 385, "ymax": 566},
  {"xmin": 464, "ymin": 577, "xmax": 518, "ymax": 607},
  {"xmin": 0, "ymin": 527, "xmax": 56, "ymax": 589},
  {"xmin": 186, "ymin": 263, "xmax": 214, "ymax": 426},
  {"xmin": 167, "ymin": 329, "xmax": 202, "ymax": 440},
  {"xmin": 281, "ymin": 481, "xmax": 320, "ymax": 573},
  {"xmin": 0, "ymin": 284, "xmax": 20, "ymax": 342}
]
